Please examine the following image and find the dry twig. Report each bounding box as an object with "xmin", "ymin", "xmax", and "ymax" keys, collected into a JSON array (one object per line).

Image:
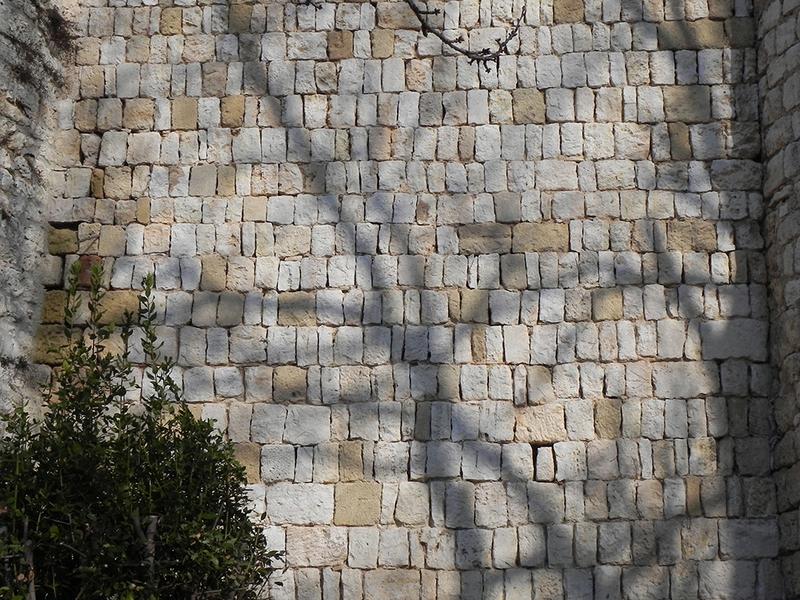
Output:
[{"xmin": 404, "ymin": 0, "xmax": 527, "ymax": 71}]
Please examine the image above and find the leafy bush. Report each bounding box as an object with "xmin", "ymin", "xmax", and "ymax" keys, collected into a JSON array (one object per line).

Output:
[{"xmin": 0, "ymin": 264, "xmax": 280, "ymax": 599}]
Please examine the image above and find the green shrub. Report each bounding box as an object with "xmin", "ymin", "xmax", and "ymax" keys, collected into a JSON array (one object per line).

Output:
[{"xmin": 0, "ymin": 264, "xmax": 280, "ymax": 599}]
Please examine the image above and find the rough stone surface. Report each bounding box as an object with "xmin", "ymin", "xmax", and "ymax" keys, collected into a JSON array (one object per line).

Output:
[
  {"xmin": 761, "ymin": 0, "xmax": 800, "ymax": 591},
  {"xmin": 0, "ymin": 0, "xmax": 66, "ymax": 417},
  {"xmin": 8, "ymin": 0, "xmax": 797, "ymax": 596}
]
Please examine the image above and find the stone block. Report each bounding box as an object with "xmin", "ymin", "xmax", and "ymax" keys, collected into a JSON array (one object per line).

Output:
[
  {"xmin": 592, "ymin": 288, "xmax": 624, "ymax": 321},
  {"xmin": 701, "ymin": 319, "xmax": 768, "ymax": 361},
  {"xmin": 364, "ymin": 570, "xmax": 420, "ymax": 600},
  {"xmin": 284, "ymin": 405, "xmax": 329, "ymax": 444},
  {"xmin": 278, "ymin": 291, "xmax": 316, "ymax": 326},
  {"xmin": 189, "ymin": 165, "xmax": 217, "ymax": 197},
  {"xmin": 527, "ymin": 482, "xmax": 564, "ymax": 523},
  {"xmin": 123, "ymin": 98, "xmax": 154, "ymax": 130},
  {"xmin": 261, "ymin": 444, "xmax": 295, "ymax": 482},
  {"xmin": 658, "ymin": 19, "xmax": 728, "ymax": 50},
  {"xmin": 652, "ymin": 362, "xmax": 720, "ymax": 398},
  {"xmin": 99, "ymin": 291, "xmax": 139, "ymax": 325},
  {"xmin": 160, "ymin": 7, "xmax": 182, "ymax": 34},
  {"xmin": 328, "ymin": 31, "xmax": 353, "ymax": 60},
  {"xmin": 513, "ymin": 223, "xmax": 570, "ymax": 252},
  {"xmin": 228, "ymin": 4, "xmax": 252, "ymax": 33},
  {"xmin": 554, "ymin": 0, "xmax": 584, "ymax": 22},
  {"xmin": 334, "ymin": 482, "xmax": 382, "ymax": 526},
  {"xmin": 221, "ymin": 96, "xmax": 245, "ymax": 128},
  {"xmin": 667, "ymin": 220, "xmax": 717, "ymax": 251},
  {"xmin": 458, "ymin": 224, "xmax": 512, "ymax": 254},
  {"xmin": 376, "ymin": 3, "xmax": 420, "ymax": 28},
  {"xmin": 516, "ymin": 404, "xmax": 567, "ymax": 444},
  {"xmin": 172, "ymin": 97, "xmax": 198, "ymax": 130},
  {"xmin": 513, "ymin": 89, "xmax": 546, "ymax": 124},
  {"xmin": 233, "ymin": 443, "xmax": 260, "ymax": 484},
  {"xmin": 287, "ymin": 526, "xmax": 347, "ymax": 567},
  {"xmin": 718, "ymin": 519, "xmax": 778, "ymax": 559},
  {"xmin": 395, "ymin": 482, "xmax": 430, "ymax": 526},
  {"xmin": 372, "ymin": 30, "xmax": 395, "ymax": 58},
  {"xmin": 266, "ymin": 483, "xmax": 334, "ymax": 524},
  {"xmin": 663, "ymin": 86, "xmax": 711, "ymax": 122},
  {"xmin": 49, "ymin": 228, "xmax": 78, "ymax": 254},
  {"xmin": 698, "ymin": 561, "xmax": 756, "ymax": 600},
  {"xmin": 273, "ymin": 367, "xmax": 308, "ymax": 405}
]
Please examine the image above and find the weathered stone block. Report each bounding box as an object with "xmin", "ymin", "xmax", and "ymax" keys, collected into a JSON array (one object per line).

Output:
[
  {"xmin": 513, "ymin": 89, "xmax": 546, "ymax": 124},
  {"xmin": 658, "ymin": 20, "xmax": 728, "ymax": 50},
  {"xmin": 554, "ymin": 0, "xmax": 584, "ymax": 22},
  {"xmin": 516, "ymin": 404, "xmax": 567, "ymax": 444},
  {"xmin": 663, "ymin": 86, "xmax": 711, "ymax": 122},
  {"xmin": 172, "ymin": 97, "xmax": 198, "ymax": 130},
  {"xmin": 234, "ymin": 442, "xmax": 261, "ymax": 484},
  {"xmin": 513, "ymin": 223, "xmax": 570, "ymax": 252},
  {"xmin": 272, "ymin": 365, "xmax": 307, "ymax": 402},
  {"xmin": 701, "ymin": 319, "xmax": 768, "ymax": 361},
  {"xmin": 458, "ymin": 224, "xmax": 512, "ymax": 254},
  {"xmin": 667, "ymin": 220, "xmax": 717, "ymax": 251},
  {"xmin": 334, "ymin": 481, "xmax": 382, "ymax": 526},
  {"xmin": 364, "ymin": 570, "xmax": 420, "ymax": 600},
  {"xmin": 652, "ymin": 362, "xmax": 720, "ymax": 398},
  {"xmin": 328, "ymin": 31, "xmax": 353, "ymax": 60},
  {"xmin": 286, "ymin": 526, "xmax": 347, "ymax": 566},
  {"xmin": 160, "ymin": 7, "xmax": 182, "ymax": 34},
  {"xmin": 278, "ymin": 291, "xmax": 316, "ymax": 326},
  {"xmin": 266, "ymin": 483, "xmax": 334, "ymax": 524},
  {"xmin": 592, "ymin": 288, "xmax": 624, "ymax": 321},
  {"xmin": 719, "ymin": 519, "xmax": 779, "ymax": 559}
]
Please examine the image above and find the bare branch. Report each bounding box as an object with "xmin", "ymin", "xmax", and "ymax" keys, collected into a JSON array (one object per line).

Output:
[{"xmin": 403, "ymin": 0, "xmax": 527, "ymax": 72}]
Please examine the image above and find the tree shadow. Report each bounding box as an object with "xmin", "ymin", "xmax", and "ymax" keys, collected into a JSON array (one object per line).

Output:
[{"xmin": 36, "ymin": 0, "xmax": 784, "ymax": 598}]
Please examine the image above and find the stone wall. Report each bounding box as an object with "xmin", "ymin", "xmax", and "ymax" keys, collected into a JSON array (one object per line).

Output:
[
  {"xmin": 0, "ymin": 0, "xmax": 68, "ymax": 415},
  {"xmin": 760, "ymin": 0, "xmax": 800, "ymax": 591},
  {"xmin": 21, "ymin": 0, "xmax": 792, "ymax": 596}
]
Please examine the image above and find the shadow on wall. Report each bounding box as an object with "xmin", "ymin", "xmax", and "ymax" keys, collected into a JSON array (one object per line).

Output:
[
  {"xmin": 35, "ymin": 0, "xmax": 782, "ymax": 597},
  {"xmin": 200, "ymin": 2, "xmax": 779, "ymax": 598},
  {"xmin": 0, "ymin": 0, "xmax": 68, "ymax": 417}
]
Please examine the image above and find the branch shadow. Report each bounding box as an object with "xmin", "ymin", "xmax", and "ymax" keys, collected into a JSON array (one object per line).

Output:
[{"xmin": 38, "ymin": 0, "xmax": 785, "ymax": 598}]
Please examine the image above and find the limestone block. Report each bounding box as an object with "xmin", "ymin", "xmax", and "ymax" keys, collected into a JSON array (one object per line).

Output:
[
  {"xmin": 266, "ymin": 483, "xmax": 334, "ymax": 525},
  {"xmin": 261, "ymin": 445, "xmax": 295, "ymax": 482},
  {"xmin": 334, "ymin": 481, "xmax": 382, "ymax": 526},
  {"xmin": 284, "ymin": 405, "xmax": 330, "ymax": 444},
  {"xmin": 592, "ymin": 288, "xmax": 624, "ymax": 321},
  {"xmin": 527, "ymin": 482, "xmax": 564, "ymax": 523},
  {"xmin": 372, "ymin": 30, "xmax": 395, "ymax": 58},
  {"xmin": 658, "ymin": 19, "xmax": 728, "ymax": 49},
  {"xmin": 234, "ymin": 443, "xmax": 260, "ymax": 484},
  {"xmin": 554, "ymin": 0, "xmax": 585, "ymax": 22},
  {"xmin": 652, "ymin": 362, "xmax": 719, "ymax": 398},
  {"xmin": 395, "ymin": 482, "xmax": 430, "ymax": 526},
  {"xmin": 364, "ymin": 570, "xmax": 420, "ymax": 600},
  {"xmin": 286, "ymin": 526, "xmax": 347, "ymax": 567},
  {"xmin": 328, "ymin": 31, "xmax": 354, "ymax": 60},
  {"xmin": 698, "ymin": 561, "xmax": 756, "ymax": 600},
  {"xmin": 700, "ymin": 319, "xmax": 768, "ymax": 361},
  {"xmin": 278, "ymin": 291, "xmax": 316, "ymax": 326},
  {"xmin": 160, "ymin": 7, "xmax": 182, "ymax": 34},
  {"xmin": 667, "ymin": 220, "xmax": 717, "ymax": 251},
  {"xmin": 221, "ymin": 96, "xmax": 245, "ymax": 128},
  {"xmin": 172, "ymin": 97, "xmax": 198, "ymax": 130},
  {"xmin": 663, "ymin": 86, "xmax": 711, "ymax": 122},
  {"xmin": 513, "ymin": 223, "xmax": 570, "ymax": 252},
  {"xmin": 516, "ymin": 404, "xmax": 567, "ymax": 444}
]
